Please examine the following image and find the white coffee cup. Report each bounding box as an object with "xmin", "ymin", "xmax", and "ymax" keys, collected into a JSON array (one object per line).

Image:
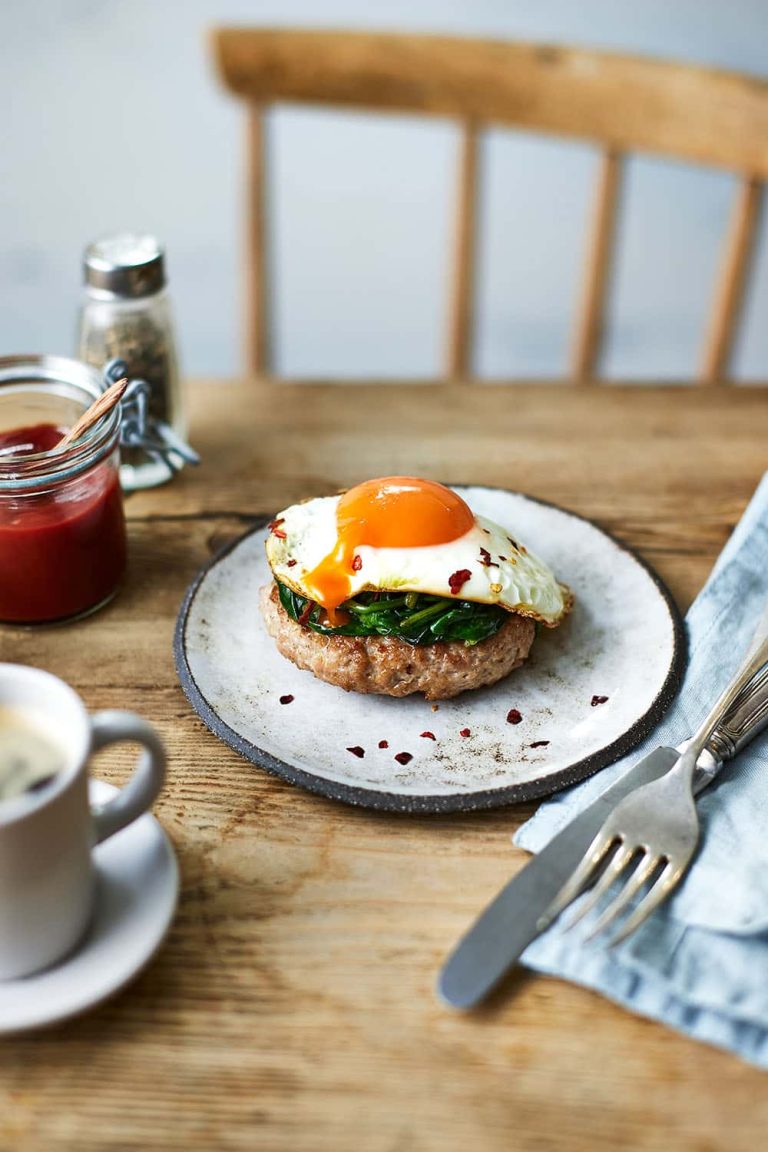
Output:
[{"xmin": 0, "ymin": 663, "xmax": 166, "ymax": 980}]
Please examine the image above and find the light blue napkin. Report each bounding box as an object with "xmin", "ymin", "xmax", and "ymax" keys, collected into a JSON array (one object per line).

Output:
[{"xmin": 515, "ymin": 473, "xmax": 768, "ymax": 1067}]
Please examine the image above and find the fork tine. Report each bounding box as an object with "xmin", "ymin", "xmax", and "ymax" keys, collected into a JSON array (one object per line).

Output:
[
  {"xmin": 537, "ymin": 833, "xmax": 618, "ymax": 930},
  {"xmin": 585, "ymin": 852, "xmax": 659, "ymax": 940},
  {"xmin": 608, "ymin": 860, "xmax": 684, "ymax": 946},
  {"xmin": 564, "ymin": 842, "xmax": 635, "ymax": 930}
]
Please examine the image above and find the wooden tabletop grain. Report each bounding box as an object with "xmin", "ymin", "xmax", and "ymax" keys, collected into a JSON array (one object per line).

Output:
[{"xmin": 2, "ymin": 378, "xmax": 768, "ymax": 1152}]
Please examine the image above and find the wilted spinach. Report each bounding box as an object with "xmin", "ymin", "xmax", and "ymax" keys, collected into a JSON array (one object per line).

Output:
[{"xmin": 276, "ymin": 581, "xmax": 507, "ymax": 647}]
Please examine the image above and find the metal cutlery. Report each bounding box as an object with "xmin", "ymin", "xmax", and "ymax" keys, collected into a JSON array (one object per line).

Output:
[
  {"xmin": 542, "ymin": 604, "xmax": 768, "ymax": 946},
  {"xmin": 438, "ymin": 657, "xmax": 768, "ymax": 1009}
]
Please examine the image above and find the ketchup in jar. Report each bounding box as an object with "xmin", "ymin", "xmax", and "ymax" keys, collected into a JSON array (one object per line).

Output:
[{"xmin": 0, "ymin": 357, "xmax": 127, "ymax": 624}]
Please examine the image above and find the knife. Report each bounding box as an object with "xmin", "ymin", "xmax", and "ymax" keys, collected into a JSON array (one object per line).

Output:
[{"xmin": 438, "ymin": 666, "xmax": 768, "ymax": 1009}]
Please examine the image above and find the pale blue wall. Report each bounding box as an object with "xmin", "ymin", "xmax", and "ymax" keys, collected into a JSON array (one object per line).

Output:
[{"xmin": 1, "ymin": 1, "xmax": 767, "ymax": 379}]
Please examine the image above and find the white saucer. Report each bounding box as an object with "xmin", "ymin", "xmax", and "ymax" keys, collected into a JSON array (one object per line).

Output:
[{"xmin": 0, "ymin": 780, "xmax": 179, "ymax": 1034}]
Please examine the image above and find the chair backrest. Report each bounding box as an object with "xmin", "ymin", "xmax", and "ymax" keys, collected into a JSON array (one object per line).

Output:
[{"xmin": 212, "ymin": 28, "xmax": 768, "ymax": 384}]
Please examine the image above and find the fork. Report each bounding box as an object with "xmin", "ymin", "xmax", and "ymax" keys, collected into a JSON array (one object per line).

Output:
[{"xmin": 541, "ymin": 602, "xmax": 768, "ymax": 945}]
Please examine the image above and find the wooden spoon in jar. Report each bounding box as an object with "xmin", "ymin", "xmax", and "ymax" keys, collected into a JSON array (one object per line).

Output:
[{"xmin": 56, "ymin": 377, "xmax": 129, "ymax": 450}]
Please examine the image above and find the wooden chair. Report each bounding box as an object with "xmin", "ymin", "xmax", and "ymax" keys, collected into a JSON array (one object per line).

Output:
[{"xmin": 212, "ymin": 28, "xmax": 768, "ymax": 384}]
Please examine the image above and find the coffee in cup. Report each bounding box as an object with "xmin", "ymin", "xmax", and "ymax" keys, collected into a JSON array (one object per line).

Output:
[{"xmin": 0, "ymin": 705, "xmax": 66, "ymax": 802}]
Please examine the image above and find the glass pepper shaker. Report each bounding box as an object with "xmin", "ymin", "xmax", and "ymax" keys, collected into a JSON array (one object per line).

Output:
[{"xmin": 77, "ymin": 233, "xmax": 185, "ymax": 490}]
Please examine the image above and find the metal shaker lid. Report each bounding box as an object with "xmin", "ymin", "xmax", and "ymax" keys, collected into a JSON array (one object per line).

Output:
[{"xmin": 83, "ymin": 233, "xmax": 166, "ymax": 298}]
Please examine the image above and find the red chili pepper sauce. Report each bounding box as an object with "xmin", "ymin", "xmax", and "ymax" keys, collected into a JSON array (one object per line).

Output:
[{"xmin": 0, "ymin": 423, "xmax": 127, "ymax": 623}]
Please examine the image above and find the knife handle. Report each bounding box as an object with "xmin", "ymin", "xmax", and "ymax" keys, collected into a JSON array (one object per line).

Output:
[{"xmin": 707, "ymin": 664, "xmax": 768, "ymax": 761}]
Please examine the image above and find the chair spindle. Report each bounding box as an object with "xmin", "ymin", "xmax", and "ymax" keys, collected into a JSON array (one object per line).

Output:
[
  {"xmin": 246, "ymin": 103, "xmax": 271, "ymax": 377},
  {"xmin": 447, "ymin": 122, "xmax": 480, "ymax": 380},
  {"xmin": 699, "ymin": 176, "xmax": 763, "ymax": 385},
  {"xmin": 570, "ymin": 148, "xmax": 623, "ymax": 383}
]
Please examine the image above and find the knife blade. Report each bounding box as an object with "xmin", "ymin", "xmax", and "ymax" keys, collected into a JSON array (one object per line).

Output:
[{"xmin": 438, "ymin": 745, "xmax": 689, "ymax": 1009}]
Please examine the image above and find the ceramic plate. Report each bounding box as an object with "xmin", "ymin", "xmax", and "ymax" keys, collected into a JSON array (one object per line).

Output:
[
  {"xmin": 175, "ymin": 487, "xmax": 685, "ymax": 813},
  {"xmin": 0, "ymin": 781, "xmax": 179, "ymax": 1034}
]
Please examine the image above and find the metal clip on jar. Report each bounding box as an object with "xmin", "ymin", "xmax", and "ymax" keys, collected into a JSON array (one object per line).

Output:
[
  {"xmin": 0, "ymin": 356, "xmax": 127, "ymax": 625},
  {"xmin": 78, "ymin": 234, "xmax": 185, "ymax": 491}
]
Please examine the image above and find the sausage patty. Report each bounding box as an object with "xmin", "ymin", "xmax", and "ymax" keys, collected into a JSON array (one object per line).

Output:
[{"xmin": 259, "ymin": 583, "xmax": 536, "ymax": 700}]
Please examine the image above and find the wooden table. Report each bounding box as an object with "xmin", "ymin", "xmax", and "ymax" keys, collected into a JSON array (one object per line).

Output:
[{"xmin": 2, "ymin": 379, "xmax": 768, "ymax": 1151}]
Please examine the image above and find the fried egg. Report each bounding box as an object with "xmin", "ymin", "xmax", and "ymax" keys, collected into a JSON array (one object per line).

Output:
[{"xmin": 265, "ymin": 477, "xmax": 571, "ymax": 627}]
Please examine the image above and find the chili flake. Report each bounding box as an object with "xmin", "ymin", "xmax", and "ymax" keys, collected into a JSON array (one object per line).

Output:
[
  {"xmin": 420, "ymin": 731, "xmax": 436, "ymax": 741},
  {"xmin": 394, "ymin": 752, "xmax": 413, "ymax": 766},
  {"xmin": 378, "ymin": 739, "xmax": 389, "ymax": 749},
  {"xmin": 591, "ymin": 695, "xmax": 609, "ymax": 707},
  {"xmin": 351, "ymin": 554, "xmax": 363, "ymax": 572},
  {"xmin": 530, "ymin": 740, "xmax": 550, "ymax": 748},
  {"xmin": 279, "ymin": 694, "xmax": 294, "ymax": 705},
  {"xmin": 448, "ymin": 569, "xmax": 472, "ymax": 595},
  {"xmin": 479, "ymin": 547, "xmax": 498, "ymax": 568},
  {"xmin": 346, "ymin": 746, "xmax": 365, "ymax": 758},
  {"xmin": 490, "ymin": 582, "xmax": 502, "ymax": 594},
  {"xmin": 268, "ymin": 517, "xmax": 287, "ymax": 539},
  {"xmin": 506, "ymin": 709, "xmax": 523, "ymax": 725},
  {"xmin": 459, "ymin": 728, "xmax": 471, "ymax": 738},
  {"xmin": 287, "ymin": 559, "xmax": 297, "ymax": 568}
]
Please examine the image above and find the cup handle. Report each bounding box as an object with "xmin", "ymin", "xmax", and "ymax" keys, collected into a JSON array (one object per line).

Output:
[{"xmin": 89, "ymin": 711, "xmax": 166, "ymax": 845}]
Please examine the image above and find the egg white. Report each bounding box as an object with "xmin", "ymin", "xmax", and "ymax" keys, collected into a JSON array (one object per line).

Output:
[{"xmin": 265, "ymin": 494, "xmax": 571, "ymax": 627}]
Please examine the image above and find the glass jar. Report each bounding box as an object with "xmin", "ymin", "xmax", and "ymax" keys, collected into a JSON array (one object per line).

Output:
[
  {"xmin": 77, "ymin": 233, "xmax": 185, "ymax": 491},
  {"xmin": 0, "ymin": 355, "xmax": 127, "ymax": 625}
]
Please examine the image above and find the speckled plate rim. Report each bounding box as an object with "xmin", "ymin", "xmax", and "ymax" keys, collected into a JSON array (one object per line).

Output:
[{"xmin": 174, "ymin": 490, "xmax": 686, "ymax": 815}]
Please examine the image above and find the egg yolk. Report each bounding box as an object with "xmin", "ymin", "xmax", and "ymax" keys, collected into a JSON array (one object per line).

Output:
[{"xmin": 302, "ymin": 477, "xmax": 475, "ymax": 618}]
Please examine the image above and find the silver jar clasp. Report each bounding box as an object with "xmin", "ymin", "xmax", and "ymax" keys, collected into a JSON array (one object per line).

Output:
[{"xmin": 103, "ymin": 359, "xmax": 200, "ymax": 480}]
